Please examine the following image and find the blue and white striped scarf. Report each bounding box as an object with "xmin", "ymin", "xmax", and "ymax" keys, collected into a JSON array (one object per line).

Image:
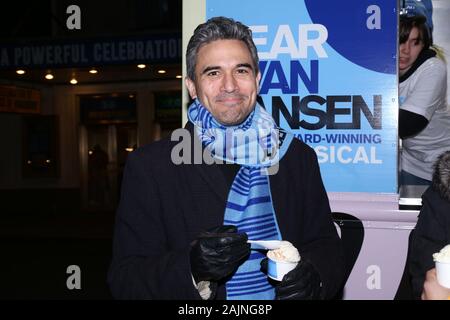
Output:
[{"xmin": 188, "ymin": 99, "xmax": 293, "ymax": 300}]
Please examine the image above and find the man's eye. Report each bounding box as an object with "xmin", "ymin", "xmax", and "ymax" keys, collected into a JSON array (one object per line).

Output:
[
  {"xmin": 236, "ymin": 69, "xmax": 249, "ymax": 74},
  {"xmin": 207, "ymin": 71, "xmax": 219, "ymax": 76}
]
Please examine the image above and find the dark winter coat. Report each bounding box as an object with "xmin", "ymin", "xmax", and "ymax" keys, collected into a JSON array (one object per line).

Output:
[
  {"xmin": 107, "ymin": 123, "xmax": 345, "ymax": 299},
  {"xmin": 409, "ymin": 150, "xmax": 450, "ymax": 298}
]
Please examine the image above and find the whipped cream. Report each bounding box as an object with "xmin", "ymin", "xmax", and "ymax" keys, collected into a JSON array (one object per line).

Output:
[
  {"xmin": 267, "ymin": 241, "xmax": 300, "ymax": 263},
  {"xmin": 433, "ymin": 244, "xmax": 450, "ymax": 263}
]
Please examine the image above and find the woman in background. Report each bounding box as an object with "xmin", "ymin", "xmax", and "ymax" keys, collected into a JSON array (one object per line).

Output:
[{"xmin": 399, "ymin": 14, "xmax": 450, "ymax": 186}]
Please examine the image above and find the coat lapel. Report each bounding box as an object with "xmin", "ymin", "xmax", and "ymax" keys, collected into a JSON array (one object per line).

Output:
[
  {"xmin": 192, "ymin": 162, "xmax": 229, "ymax": 203},
  {"xmin": 185, "ymin": 122, "xmax": 229, "ymax": 203}
]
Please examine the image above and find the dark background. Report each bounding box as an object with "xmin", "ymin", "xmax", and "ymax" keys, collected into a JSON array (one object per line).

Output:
[{"xmin": 0, "ymin": 0, "xmax": 181, "ymax": 300}]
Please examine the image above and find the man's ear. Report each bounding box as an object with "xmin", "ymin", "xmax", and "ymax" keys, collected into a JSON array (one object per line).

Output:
[
  {"xmin": 256, "ymin": 71, "xmax": 261, "ymax": 93},
  {"xmin": 185, "ymin": 77, "xmax": 197, "ymax": 99}
]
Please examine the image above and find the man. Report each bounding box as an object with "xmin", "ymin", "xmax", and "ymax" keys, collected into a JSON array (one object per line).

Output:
[{"xmin": 107, "ymin": 16, "xmax": 344, "ymax": 300}]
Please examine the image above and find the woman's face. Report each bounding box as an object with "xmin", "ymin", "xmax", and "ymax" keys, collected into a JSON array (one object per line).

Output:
[{"xmin": 399, "ymin": 26, "xmax": 425, "ymax": 76}]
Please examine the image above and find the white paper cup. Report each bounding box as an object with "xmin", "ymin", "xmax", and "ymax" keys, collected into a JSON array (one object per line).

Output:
[
  {"xmin": 267, "ymin": 257, "xmax": 298, "ymax": 281},
  {"xmin": 435, "ymin": 261, "xmax": 450, "ymax": 289}
]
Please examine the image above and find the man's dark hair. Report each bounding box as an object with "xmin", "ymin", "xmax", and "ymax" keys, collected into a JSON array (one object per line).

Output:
[
  {"xmin": 400, "ymin": 15, "xmax": 432, "ymax": 48},
  {"xmin": 186, "ymin": 16, "xmax": 259, "ymax": 81}
]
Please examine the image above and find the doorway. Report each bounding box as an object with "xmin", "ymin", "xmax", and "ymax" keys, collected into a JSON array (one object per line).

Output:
[
  {"xmin": 81, "ymin": 123, "xmax": 137, "ymax": 212},
  {"xmin": 79, "ymin": 93, "xmax": 137, "ymax": 212}
]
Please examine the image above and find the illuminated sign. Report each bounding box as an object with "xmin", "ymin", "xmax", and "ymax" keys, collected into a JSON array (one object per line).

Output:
[
  {"xmin": 0, "ymin": 34, "xmax": 181, "ymax": 69},
  {"xmin": 0, "ymin": 85, "xmax": 41, "ymax": 114}
]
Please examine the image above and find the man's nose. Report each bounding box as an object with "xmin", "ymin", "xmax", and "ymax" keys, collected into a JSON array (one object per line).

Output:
[{"xmin": 221, "ymin": 72, "xmax": 238, "ymax": 92}]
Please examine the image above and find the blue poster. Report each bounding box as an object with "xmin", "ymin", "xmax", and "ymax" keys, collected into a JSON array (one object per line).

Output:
[{"xmin": 207, "ymin": 0, "xmax": 398, "ymax": 193}]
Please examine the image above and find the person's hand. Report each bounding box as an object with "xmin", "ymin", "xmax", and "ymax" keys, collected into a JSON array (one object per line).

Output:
[
  {"xmin": 190, "ymin": 225, "xmax": 250, "ymax": 283},
  {"xmin": 421, "ymin": 268, "xmax": 450, "ymax": 300},
  {"xmin": 277, "ymin": 258, "xmax": 322, "ymax": 300},
  {"xmin": 261, "ymin": 258, "xmax": 322, "ymax": 300}
]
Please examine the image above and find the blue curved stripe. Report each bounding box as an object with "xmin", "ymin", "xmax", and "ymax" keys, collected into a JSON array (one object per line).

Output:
[
  {"xmin": 227, "ymin": 285, "xmax": 274, "ymax": 297},
  {"xmin": 227, "ymin": 282, "xmax": 273, "ymax": 293},
  {"xmin": 239, "ymin": 222, "xmax": 276, "ymax": 233},
  {"xmin": 231, "ymin": 181, "xmax": 249, "ymax": 193},
  {"xmin": 248, "ymin": 231, "xmax": 279, "ymax": 241},
  {"xmin": 247, "ymin": 252, "xmax": 266, "ymax": 260},
  {"xmin": 235, "ymin": 217, "xmax": 274, "ymax": 229},
  {"xmin": 226, "ymin": 277, "xmax": 268, "ymax": 288},
  {"xmin": 226, "ymin": 196, "xmax": 271, "ymax": 211},
  {"xmin": 230, "ymin": 186, "xmax": 249, "ymax": 196},
  {"xmin": 224, "ymin": 213, "xmax": 273, "ymax": 224},
  {"xmin": 229, "ymin": 270, "xmax": 263, "ymax": 278}
]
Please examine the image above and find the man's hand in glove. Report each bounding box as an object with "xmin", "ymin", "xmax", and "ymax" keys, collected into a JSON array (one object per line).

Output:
[
  {"xmin": 190, "ymin": 225, "xmax": 250, "ymax": 283},
  {"xmin": 261, "ymin": 258, "xmax": 322, "ymax": 300}
]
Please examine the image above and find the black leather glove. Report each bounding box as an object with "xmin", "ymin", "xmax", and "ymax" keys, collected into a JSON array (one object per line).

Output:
[
  {"xmin": 260, "ymin": 257, "xmax": 322, "ymax": 300},
  {"xmin": 190, "ymin": 225, "xmax": 250, "ymax": 283}
]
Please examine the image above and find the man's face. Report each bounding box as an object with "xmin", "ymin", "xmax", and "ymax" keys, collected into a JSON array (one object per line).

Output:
[
  {"xmin": 186, "ymin": 39, "xmax": 261, "ymax": 126},
  {"xmin": 399, "ymin": 26, "xmax": 424, "ymax": 76}
]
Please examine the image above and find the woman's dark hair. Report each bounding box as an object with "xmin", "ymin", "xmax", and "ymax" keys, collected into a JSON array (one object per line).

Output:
[
  {"xmin": 432, "ymin": 150, "xmax": 450, "ymax": 201},
  {"xmin": 399, "ymin": 15, "xmax": 432, "ymax": 48}
]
